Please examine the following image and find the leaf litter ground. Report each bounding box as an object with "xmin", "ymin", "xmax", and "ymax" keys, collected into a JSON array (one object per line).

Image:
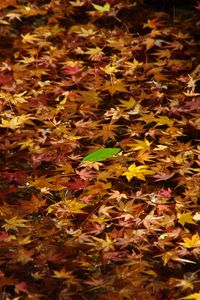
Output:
[{"xmin": 0, "ymin": 1, "xmax": 200, "ymax": 299}]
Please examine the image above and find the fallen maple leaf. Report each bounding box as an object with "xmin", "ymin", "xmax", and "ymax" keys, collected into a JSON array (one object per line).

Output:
[
  {"xmin": 195, "ymin": 2, "xmax": 200, "ymax": 11},
  {"xmin": 3, "ymin": 216, "xmax": 30, "ymax": 232},
  {"xmin": 0, "ymin": 0, "xmax": 16, "ymax": 10},
  {"xmin": 123, "ymin": 163, "xmax": 155, "ymax": 181},
  {"xmin": 20, "ymin": 194, "xmax": 46, "ymax": 214},
  {"xmin": 92, "ymin": 2, "xmax": 110, "ymax": 13},
  {"xmin": 21, "ymin": 33, "xmax": 40, "ymax": 44},
  {"xmin": 119, "ymin": 96, "xmax": 136, "ymax": 110},
  {"xmin": 143, "ymin": 18, "xmax": 165, "ymax": 29},
  {"xmin": 63, "ymin": 65, "xmax": 83, "ymax": 75},
  {"xmin": 153, "ymin": 171, "xmax": 175, "ymax": 181},
  {"xmin": 0, "ymin": 231, "xmax": 16, "ymax": 242},
  {"xmin": 85, "ymin": 276, "xmax": 106, "ymax": 287},
  {"xmin": 14, "ymin": 247, "xmax": 34, "ymax": 265},
  {"xmin": 52, "ymin": 269, "xmax": 74, "ymax": 279},
  {"xmin": 0, "ymin": 73, "xmax": 13, "ymax": 84},
  {"xmin": 1, "ymin": 170, "xmax": 28, "ymax": 185},
  {"xmin": 0, "ymin": 115, "xmax": 35, "ymax": 129},
  {"xmin": 178, "ymin": 212, "xmax": 196, "ymax": 227},
  {"xmin": 66, "ymin": 178, "xmax": 89, "ymax": 190},
  {"xmin": 108, "ymin": 190, "xmax": 127, "ymax": 202},
  {"xmin": 103, "ymin": 78, "xmax": 128, "ymax": 95},
  {"xmin": 15, "ymin": 281, "xmax": 29, "ymax": 294},
  {"xmin": 159, "ymin": 188, "xmax": 172, "ymax": 197},
  {"xmin": 94, "ymin": 124, "xmax": 118, "ymax": 143},
  {"xmin": 127, "ymin": 138, "xmax": 152, "ymax": 152},
  {"xmin": 76, "ymin": 168, "xmax": 95, "ymax": 180},
  {"xmin": 181, "ymin": 293, "xmax": 200, "ymax": 300},
  {"xmin": 179, "ymin": 234, "xmax": 200, "ymax": 248}
]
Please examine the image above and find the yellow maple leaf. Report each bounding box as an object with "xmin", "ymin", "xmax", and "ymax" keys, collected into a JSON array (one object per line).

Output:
[
  {"xmin": 127, "ymin": 138, "xmax": 152, "ymax": 152},
  {"xmin": 17, "ymin": 235, "xmax": 32, "ymax": 245},
  {"xmin": 52, "ymin": 269, "xmax": 74, "ymax": 279},
  {"xmin": 123, "ymin": 163, "xmax": 155, "ymax": 181},
  {"xmin": 170, "ymin": 278, "xmax": 193, "ymax": 291},
  {"xmin": 100, "ymin": 62, "xmax": 120, "ymax": 75},
  {"xmin": 3, "ymin": 216, "xmax": 29, "ymax": 232},
  {"xmin": 68, "ymin": 24, "xmax": 97, "ymax": 36},
  {"xmin": 92, "ymin": 2, "xmax": 110, "ymax": 13},
  {"xmin": 143, "ymin": 18, "xmax": 164, "ymax": 29},
  {"xmin": 181, "ymin": 293, "xmax": 200, "ymax": 300},
  {"xmin": 85, "ymin": 46, "xmax": 103, "ymax": 59},
  {"xmin": 169, "ymin": 153, "xmax": 184, "ymax": 165},
  {"xmin": 139, "ymin": 112, "xmax": 156, "ymax": 124},
  {"xmin": 69, "ymin": 0, "xmax": 85, "ymax": 6},
  {"xmin": 86, "ymin": 181, "xmax": 111, "ymax": 194},
  {"xmin": 18, "ymin": 138, "xmax": 35, "ymax": 151},
  {"xmin": 104, "ymin": 79, "xmax": 128, "ymax": 95},
  {"xmin": 16, "ymin": 247, "xmax": 34, "ymax": 264},
  {"xmin": 91, "ymin": 234, "xmax": 115, "ymax": 251},
  {"xmin": 178, "ymin": 212, "xmax": 196, "ymax": 227},
  {"xmin": 135, "ymin": 151, "xmax": 154, "ymax": 164},
  {"xmin": 0, "ymin": 91, "xmax": 27, "ymax": 105},
  {"xmin": 21, "ymin": 32, "xmax": 40, "ymax": 44},
  {"xmin": 144, "ymin": 37, "xmax": 155, "ymax": 50},
  {"xmin": 0, "ymin": 114, "xmax": 35, "ymax": 129},
  {"xmin": 64, "ymin": 200, "xmax": 88, "ymax": 214},
  {"xmin": 179, "ymin": 233, "xmax": 200, "ymax": 248},
  {"xmin": 125, "ymin": 58, "xmax": 143, "ymax": 70},
  {"xmin": 119, "ymin": 96, "xmax": 136, "ymax": 110},
  {"xmin": 173, "ymin": 31, "xmax": 191, "ymax": 39},
  {"xmin": 156, "ymin": 116, "xmax": 174, "ymax": 127},
  {"xmin": 154, "ymin": 49, "xmax": 171, "ymax": 59}
]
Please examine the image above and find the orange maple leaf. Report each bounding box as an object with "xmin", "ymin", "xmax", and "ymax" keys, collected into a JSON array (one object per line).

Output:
[{"xmin": 20, "ymin": 194, "xmax": 46, "ymax": 214}]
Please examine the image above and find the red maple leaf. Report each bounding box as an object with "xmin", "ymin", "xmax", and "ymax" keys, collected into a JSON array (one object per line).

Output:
[
  {"xmin": 159, "ymin": 188, "xmax": 172, "ymax": 197},
  {"xmin": 1, "ymin": 170, "xmax": 28, "ymax": 185},
  {"xmin": 76, "ymin": 168, "xmax": 95, "ymax": 180},
  {"xmin": 66, "ymin": 178, "xmax": 89, "ymax": 190},
  {"xmin": 15, "ymin": 281, "xmax": 29, "ymax": 294},
  {"xmin": 0, "ymin": 231, "xmax": 16, "ymax": 242},
  {"xmin": 19, "ymin": 194, "xmax": 46, "ymax": 213},
  {"xmin": 153, "ymin": 171, "xmax": 175, "ymax": 181},
  {"xmin": 63, "ymin": 65, "xmax": 83, "ymax": 75},
  {"xmin": 0, "ymin": 74, "xmax": 12, "ymax": 85}
]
